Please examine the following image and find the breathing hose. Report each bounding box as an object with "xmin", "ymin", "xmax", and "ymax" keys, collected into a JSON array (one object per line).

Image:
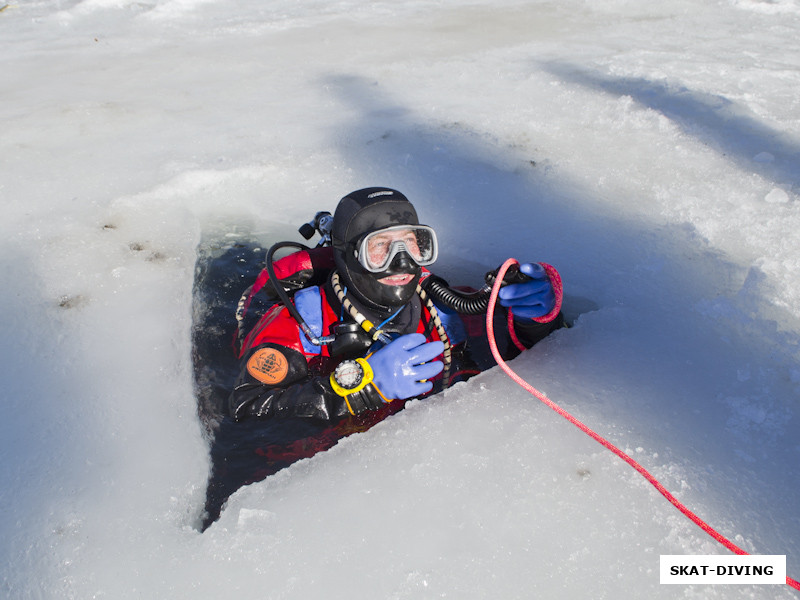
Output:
[
  {"xmin": 486, "ymin": 258, "xmax": 799, "ymax": 591},
  {"xmin": 420, "ymin": 276, "xmax": 491, "ymax": 315},
  {"xmin": 265, "ymin": 241, "xmax": 334, "ymax": 346},
  {"xmin": 421, "ymin": 264, "xmax": 532, "ymax": 315}
]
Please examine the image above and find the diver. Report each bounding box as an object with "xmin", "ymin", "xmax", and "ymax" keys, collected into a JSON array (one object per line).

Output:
[{"xmin": 228, "ymin": 187, "xmax": 564, "ymax": 422}]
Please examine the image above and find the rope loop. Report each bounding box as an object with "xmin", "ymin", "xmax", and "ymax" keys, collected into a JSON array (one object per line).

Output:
[{"xmin": 486, "ymin": 258, "xmax": 798, "ymax": 591}]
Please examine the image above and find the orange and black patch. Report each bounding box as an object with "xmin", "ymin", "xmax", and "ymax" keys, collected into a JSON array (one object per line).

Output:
[{"xmin": 246, "ymin": 347, "xmax": 290, "ymax": 385}]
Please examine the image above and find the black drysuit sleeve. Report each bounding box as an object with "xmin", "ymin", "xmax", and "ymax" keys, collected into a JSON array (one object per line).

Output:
[
  {"xmin": 228, "ymin": 313, "xmax": 564, "ymax": 422},
  {"xmin": 456, "ymin": 308, "xmax": 565, "ymax": 374},
  {"xmin": 228, "ymin": 343, "xmax": 384, "ymax": 421},
  {"xmin": 510, "ymin": 312, "xmax": 565, "ymax": 349}
]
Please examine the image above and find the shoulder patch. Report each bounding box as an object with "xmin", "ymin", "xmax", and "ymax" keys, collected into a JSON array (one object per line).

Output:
[{"xmin": 246, "ymin": 347, "xmax": 289, "ymax": 385}]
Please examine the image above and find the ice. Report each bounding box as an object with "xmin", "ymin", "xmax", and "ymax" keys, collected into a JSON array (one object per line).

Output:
[
  {"xmin": 754, "ymin": 152, "xmax": 775, "ymax": 163},
  {"xmin": 1, "ymin": 0, "xmax": 799, "ymax": 598},
  {"xmin": 765, "ymin": 188, "xmax": 791, "ymax": 203}
]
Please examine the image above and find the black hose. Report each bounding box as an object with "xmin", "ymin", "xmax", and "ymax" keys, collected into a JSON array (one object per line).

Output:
[
  {"xmin": 421, "ymin": 265, "xmax": 531, "ymax": 315},
  {"xmin": 265, "ymin": 241, "xmax": 313, "ymax": 338},
  {"xmin": 420, "ymin": 275, "xmax": 493, "ymax": 315}
]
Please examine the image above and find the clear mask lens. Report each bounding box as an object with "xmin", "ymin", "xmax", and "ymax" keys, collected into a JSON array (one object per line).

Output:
[{"xmin": 355, "ymin": 225, "xmax": 438, "ymax": 273}]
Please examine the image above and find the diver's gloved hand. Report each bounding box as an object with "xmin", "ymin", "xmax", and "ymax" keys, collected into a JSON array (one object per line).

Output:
[
  {"xmin": 498, "ymin": 262, "xmax": 556, "ymax": 319},
  {"xmin": 368, "ymin": 333, "xmax": 444, "ymax": 400}
]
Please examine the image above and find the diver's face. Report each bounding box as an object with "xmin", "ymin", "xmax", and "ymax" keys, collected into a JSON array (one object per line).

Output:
[{"xmin": 366, "ymin": 228, "xmax": 419, "ymax": 286}]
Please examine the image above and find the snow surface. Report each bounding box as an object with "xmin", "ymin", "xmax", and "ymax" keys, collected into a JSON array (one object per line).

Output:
[{"xmin": 2, "ymin": 0, "xmax": 799, "ymax": 598}]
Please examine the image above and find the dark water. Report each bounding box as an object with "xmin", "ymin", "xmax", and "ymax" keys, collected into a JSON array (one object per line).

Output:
[{"xmin": 191, "ymin": 237, "xmax": 403, "ymax": 529}]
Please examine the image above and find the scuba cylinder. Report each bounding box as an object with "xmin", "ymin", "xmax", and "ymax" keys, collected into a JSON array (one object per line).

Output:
[{"xmin": 298, "ymin": 211, "xmax": 333, "ymax": 246}]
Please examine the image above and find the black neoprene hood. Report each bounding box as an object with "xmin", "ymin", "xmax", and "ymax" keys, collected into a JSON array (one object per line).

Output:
[
  {"xmin": 331, "ymin": 187, "xmax": 423, "ymax": 313},
  {"xmin": 332, "ymin": 187, "xmax": 419, "ymax": 246}
]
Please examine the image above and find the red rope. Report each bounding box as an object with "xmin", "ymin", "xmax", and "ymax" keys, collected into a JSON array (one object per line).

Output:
[{"xmin": 487, "ymin": 258, "xmax": 799, "ymax": 591}]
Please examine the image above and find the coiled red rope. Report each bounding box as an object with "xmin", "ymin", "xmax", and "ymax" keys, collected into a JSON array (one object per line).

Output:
[{"xmin": 487, "ymin": 258, "xmax": 799, "ymax": 591}]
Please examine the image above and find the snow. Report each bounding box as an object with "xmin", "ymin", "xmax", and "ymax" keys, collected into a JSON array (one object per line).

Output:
[{"xmin": 1, "ymin": 0, "xmax": 799, "ymax": 598}]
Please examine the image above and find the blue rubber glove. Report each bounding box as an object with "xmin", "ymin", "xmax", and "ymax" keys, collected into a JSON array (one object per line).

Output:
[
  {"xmin": 498, "ymin": 262, "xmax": 555, "ymax": 319},
  {"xmin": 368, "ymin": 333, "xmax": 444, "ymax": 400}
]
